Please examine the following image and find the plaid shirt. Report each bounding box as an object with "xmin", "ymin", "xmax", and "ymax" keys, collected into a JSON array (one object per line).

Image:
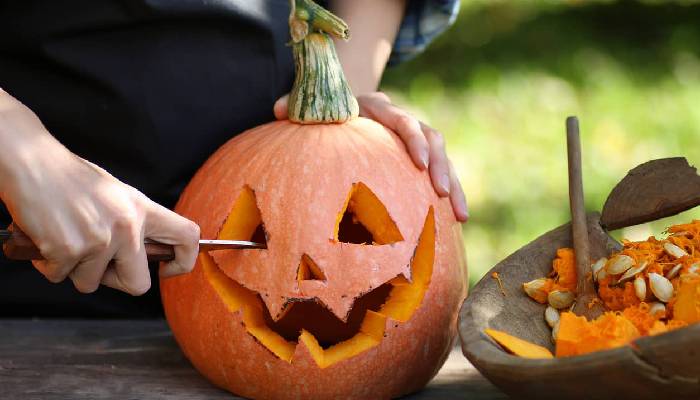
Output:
[{"xmin": 390, "ymin": 0, "xmax": 460, "ymax": 65}]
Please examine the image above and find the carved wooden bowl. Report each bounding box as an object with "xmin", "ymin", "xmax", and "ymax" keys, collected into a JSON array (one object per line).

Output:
[{"xmin": 459, "ymin": 158, "xmax": 700, "ymax": 399}]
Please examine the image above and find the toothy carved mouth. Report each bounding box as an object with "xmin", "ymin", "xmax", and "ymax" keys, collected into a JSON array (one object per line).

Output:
[{"xmin": 202, "ymin": 206, "xmax": 435, "ymax": 368}]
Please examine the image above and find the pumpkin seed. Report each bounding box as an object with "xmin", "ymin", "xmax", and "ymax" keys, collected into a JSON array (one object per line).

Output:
[
  {"xmin": 634, "ymin": 276, "xmax": 646, "ymax": 302},
  {"xmin": 663, "ymin": 242, "xmax": 688, "ymax": 259},
  {"xmin": 591, "ymin": 257, "xmax": 607, "ymax": 282},
  {"xmin": 666, "ymin": 263, "xmax": 683, "ymax": 280},
  {"xmin": 606, "ymin": 254, "xmax": 635, "ymax": 275},
  {"xmin": 618, "ymin": 260, "xmax": 649, "ymax": 283},
  {"xmin": 523, "ymin": 278, "xmax": 548, "ymax": 301},
  {"xmin": 688, "ymin": 263, "xmax": 700, "ymax": 276},
  {"xmin": 649, "ymin": 302, "xmax": 666, "ymax": 318},
  {"xmin": 548, "ymin": 290, "xmax": 575, "ymax": 309},
  {"xmin": 544, "ymin": 306, "xmax": 559, "ymax": 328},
  {"xmin": 649, "ymin": 273, "xmax": 674, "ymax": 303},
  {"xmin": 597, "ymin": 268, "xmax": 608, "ymax": 281}
]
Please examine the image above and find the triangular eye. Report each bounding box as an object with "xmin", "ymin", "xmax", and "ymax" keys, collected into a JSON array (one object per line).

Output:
[
  {"xmin": 297, "ymin": 254, "xmax": 326, "ymax": 282},
  {"xmin": 335, "ymin": 182, "xmax": 403, "ymax": 245},
  {"xmin": 218, "ymin": 185, "xmax": 269, "ymax": 246}
]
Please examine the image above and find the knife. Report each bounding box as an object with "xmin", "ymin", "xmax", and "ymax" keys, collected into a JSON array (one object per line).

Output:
[{"xmin": 0, "ymin": 224, "xmax": 265, "ymax": 262}]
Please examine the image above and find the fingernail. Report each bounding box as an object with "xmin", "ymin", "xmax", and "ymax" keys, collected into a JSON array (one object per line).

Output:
[
  {"xmin": 420, "ymin": 150, "xmax": 429, "ymax": 169},
  {"xmin": 460, "ymin": 201, "xmax": 470, "ymax": 221},
  {"xmin": 439, "ymin": 174, "xmax": 450, "ymax": 195}
]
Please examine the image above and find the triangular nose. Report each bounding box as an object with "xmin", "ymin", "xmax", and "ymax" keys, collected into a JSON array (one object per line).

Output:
[{"xmin": 297, "ymin": 254, "xmax": 326, "ymax": 282}]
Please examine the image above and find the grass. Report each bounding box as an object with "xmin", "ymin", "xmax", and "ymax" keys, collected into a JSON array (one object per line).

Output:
[{"xmin": 380, "ymin": 0, "xmax": 700, "ymax": 287}]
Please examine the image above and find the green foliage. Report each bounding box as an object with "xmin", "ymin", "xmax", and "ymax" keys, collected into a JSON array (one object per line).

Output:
[{"xmin": 381, "ymin": 0, "xmax": 700, "ymax": 287}]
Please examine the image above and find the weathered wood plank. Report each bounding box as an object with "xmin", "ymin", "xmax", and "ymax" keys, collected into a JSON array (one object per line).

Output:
[{"xmin": 0, "ymin": 320, "xmax": 506, "ymax": 400}]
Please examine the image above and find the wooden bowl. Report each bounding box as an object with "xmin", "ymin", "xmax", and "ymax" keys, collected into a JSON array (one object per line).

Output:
[{"xmin": 459, "ymin": 158, "xmax": 700, "ymax": 400}]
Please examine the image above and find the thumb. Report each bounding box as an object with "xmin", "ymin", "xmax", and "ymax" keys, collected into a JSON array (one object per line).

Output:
[
  {"xmin": 143, "ymin": 202, "xmax": 201, "ymax": 278},
  {"xmin": 273, "ymin": 94, "xmax": 289, "ymax": 120}
]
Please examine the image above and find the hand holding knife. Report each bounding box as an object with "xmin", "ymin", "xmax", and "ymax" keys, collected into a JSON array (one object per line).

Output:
[{"xmin": 1, "ymin": 223, "xmax": 265, "ymax": 262}]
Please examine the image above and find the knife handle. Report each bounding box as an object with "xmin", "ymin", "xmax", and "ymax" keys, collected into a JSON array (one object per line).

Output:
[{"xmin": 3, "ymin": 224, "xmax": 176, "ymax": 262}]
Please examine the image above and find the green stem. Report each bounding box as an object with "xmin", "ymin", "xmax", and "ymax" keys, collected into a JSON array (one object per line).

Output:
[{"xmin": 288, "ymin": 0, "xmax": 359, "ymax": 124}]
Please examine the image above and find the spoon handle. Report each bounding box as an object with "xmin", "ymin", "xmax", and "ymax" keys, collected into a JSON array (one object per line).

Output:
[{"xmin": 567, "ymin": 116, "xmax": 603, "ymax": 319}]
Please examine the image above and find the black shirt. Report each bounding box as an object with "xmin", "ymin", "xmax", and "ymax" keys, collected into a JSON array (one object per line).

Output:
[{"xmin": 0, "ymin": 0, "xmax": 295, "ymax": 317}]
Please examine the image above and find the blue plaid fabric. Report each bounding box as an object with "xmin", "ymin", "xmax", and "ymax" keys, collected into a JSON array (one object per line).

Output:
[{"xmin": 390, "ymin": 0, "xmax": 460, "ymax": 65}]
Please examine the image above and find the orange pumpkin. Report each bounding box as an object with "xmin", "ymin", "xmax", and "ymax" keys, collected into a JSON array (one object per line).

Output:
[{"xmin": 160, "ymin": 1, "xmax": 467, "ymax": 399}]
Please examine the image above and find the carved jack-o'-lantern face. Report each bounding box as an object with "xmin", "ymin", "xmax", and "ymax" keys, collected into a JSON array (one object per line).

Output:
[
  {"xmin": 161, "ymin": 118, "xmax": 467, "ymax": 399},
  {"xmin": 206, "ymin": 179, "xmax": 435, "ymax": 365}
]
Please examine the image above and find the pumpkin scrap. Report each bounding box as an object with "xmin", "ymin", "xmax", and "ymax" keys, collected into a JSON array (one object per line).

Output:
[
  {"xmin": 523, "ymin": 247, "xmax": 577, "ymax": 305},
  {"xmin": 484, "ymin": 329, "xmax": 554, "ymax": 359},
  {"xmin": 513, "ymin": 220, "xmax": 700, "ymax": 358},
  {"xmin": 673, "ymin": 275, "xmax": 700, "ymax": 324},
  {"xmin": 555, "ymin": 312, "xmax": 640, "ymax": 357}
]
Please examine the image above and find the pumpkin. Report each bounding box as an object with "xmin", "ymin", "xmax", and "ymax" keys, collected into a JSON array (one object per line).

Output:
[{"xmin": 160, "ymin": 1, "xmax": 467, "ymax": 399}]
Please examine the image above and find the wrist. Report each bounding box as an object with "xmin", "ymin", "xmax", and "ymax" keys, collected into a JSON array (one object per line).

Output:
[{"xmin": 0, "ymin": 90, "xmax": 70, "ymax": 199}]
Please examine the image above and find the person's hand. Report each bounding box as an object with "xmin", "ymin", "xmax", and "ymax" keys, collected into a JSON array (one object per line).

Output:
[
  {"xmin": 274, "ymin": 92, "xmax": 469, "ymax": 222},
  {"xmin": 0, "ymin": 89, "xmax": 200, "ymax": 295}
]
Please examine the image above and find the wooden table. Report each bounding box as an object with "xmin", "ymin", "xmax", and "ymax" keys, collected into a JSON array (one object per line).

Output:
[{"xmin": 0, "ymin": 320, "xmax": 508, "ymax": 399}]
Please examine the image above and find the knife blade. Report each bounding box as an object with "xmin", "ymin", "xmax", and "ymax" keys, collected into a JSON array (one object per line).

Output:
[{"xmin": 0, "ymin": 226, "xmax": 265, "ymax": 262}]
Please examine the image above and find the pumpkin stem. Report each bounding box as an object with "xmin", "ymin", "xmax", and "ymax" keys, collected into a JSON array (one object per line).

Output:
[{"xmin": 288, "ymin": 0, "xmax": 359, "ymax": 124}]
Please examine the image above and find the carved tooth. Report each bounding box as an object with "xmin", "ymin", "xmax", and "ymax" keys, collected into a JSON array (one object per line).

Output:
[
  {"xmin": 591, "ymin": 257, "xmax": 607, "ymax": 282},
  {"xmin": 666, "ymin": 263, "xmax": 683, "ymax": 280},
  {"xmin": 649, "ymin": 302, "xmax": 666, "ymax": 318},
  {"xmin": 618, "ymin": 260, "xmax": 649, "ymax": 283},
  {"xmin": 606, "ymin": 255, "xmax": 635, "ymax": 275},
  {"xmin": 664, "ymin": 242, "xmax": 688, "ymax": 259},
  {"xmin": 548, "ymin": 290, "xmax": 575, "ymax": 310},
  {"xmin": 634, "ymin": 276, "xmax": 647, "ymax": 302},
  {"xmin": 523, "ymin": 278, "xmax": 549, "ymax": 301},
  {"xmin": 544, "ymin": 306, "xmax": 560, "ymax": 328},
  {"xmin": 649, "ymin": 273, "xmax": 674, "ymax": 303}
]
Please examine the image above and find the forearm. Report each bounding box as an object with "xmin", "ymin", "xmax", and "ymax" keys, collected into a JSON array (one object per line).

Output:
[{"xmin": 329, "ymin": 0, "xmax": 406, "ymax": 95}]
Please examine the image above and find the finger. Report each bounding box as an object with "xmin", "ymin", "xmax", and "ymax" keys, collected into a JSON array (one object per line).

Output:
[
  {"xmin": 32, "ymin": 259, "xmax": 70, "ymax": 284},
  {"xmin": 110, "ymin": 234, "xmax": 151, "ymax": 296},
  {"xmin": 358, "ymin": 91, "xmax": 391, "ymax": 107},
  {"xmin": 30, "ymin": 223, "xmax": 92, "ymax": 284},
  {"xmin": 97, "ymin": 214, "xmax": 151, "ymax": 295},
  {"xmin": 360, "ymin": 95, "xmax": 429, "ymax": 170},
  {"xmin": 32, "ymin": 258, "xmax": 76, "ymax": 284},
  {"xmin": 422, "ymin": 122, "xmax": 450, "ymax": 197},
  {"xmin": 144, "ymin": 202, "xmax": 200, "ymax": 278},
  {"xmin": 273, "ymin": 94, "xmax": 289, "ymax": 121},
  {"xmin": 448, "ymin": 161, "xmax": 469, "ymax": 222},
  {"xmin": 69, "ymin": 250, "xmax": 114, "ymax": 294},
  {"xmin": 100, "ymin": 265, "xmax": 126, "ymax": 292}
]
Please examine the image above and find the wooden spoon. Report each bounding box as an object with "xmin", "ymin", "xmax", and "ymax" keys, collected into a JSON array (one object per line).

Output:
[
  {"xmin": 601, "ymin": 157, "xmax": 700, "ymax": 230},
  {"xmin": 566, "ymin": 116, "xmax": 606, "ymax": 319}
]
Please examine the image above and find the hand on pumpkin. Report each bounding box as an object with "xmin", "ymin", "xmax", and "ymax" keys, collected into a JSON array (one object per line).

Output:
[
  {"xmin": 0, "ymin": 89, "xmax": 200, "ymax": 295},
  {"xmin": 274, "ymin": 92, "xmax": 469, "ymax": 222}
]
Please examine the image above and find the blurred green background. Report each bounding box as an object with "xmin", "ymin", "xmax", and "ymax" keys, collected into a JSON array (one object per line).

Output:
[{"xmin": 381, "ymin": 0, "xmax": 700, "ymax": 288}]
